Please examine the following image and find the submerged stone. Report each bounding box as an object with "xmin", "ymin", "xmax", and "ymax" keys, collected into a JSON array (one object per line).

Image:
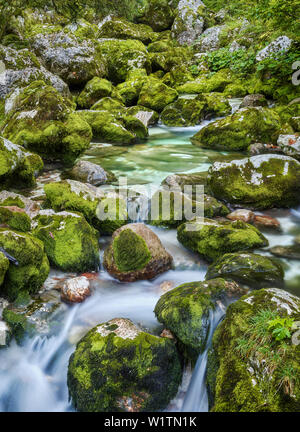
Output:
[
  {"xmin": 67, "ymin": 318, "xmax": 182, "ymax": 412},
  {"xmin": 66, "ymin": 160, "xmax": 116, "ymax": 186}
]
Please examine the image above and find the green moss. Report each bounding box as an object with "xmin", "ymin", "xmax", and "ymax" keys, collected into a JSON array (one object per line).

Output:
[
  {"xmin": 155, "ymin": 278, "xmax": 239, "ymax": 362},
  {"xmin": 208, "ymin": 288, "xmax": 300, "ymax": 412},
  {"xmin": 67, "ymin": 318, "xmax": 182, "ymax": 412},
  {"xmin": 206, "ymin": 252, "xmax": 284, "ymax": 288},
  {"xmin": 116, "ymin": 73, "xmax": 148, "ymax": 106},
  {"xmin": 77, "ymin": 78, "xmax": 113, "ymax": 109},
  {"xmin": 98, "ymin": 16, "xmax": 156, "ymax": 44},
  {"xmin": 91, "ymin": 97, "xmax": 125, "ymax": 112},
  {"xmin": 138, "ymin": 78, "xmax": 178, "ymax": 112},
  {"xmin": 207, "ymin": 155, "xmax": 300, "ymax": 209},
  {"xmin": 112, "ymin": 229, "xmax": 151, "ymax": 272},
  {"xmin": 177, "ymin": 69, "xmax": 233, "ymax": 94},
  {"xmin": 0, "ymin": 229, "xmax": 49, "ymax": 301},
  {"xmin": 0, "ymin": 251, "xmax": 9, "ymax": 286},
  {"xmin": 191, "ymin": 107, "xmax": 282, "ymax": 151},
  {"xmin": 33, "ymin": 211, "xmax": 99, "ymax": 272},
  {"xmin": 2, "ymin": 308, "xmax": 30, "ymax": 344},
  {"xmin": 177, "ymin": 218, "xmax": 268, "ymax": 262},
  {"xmin": 137, "ymin": 0, "xmax": 174, "ymax": 32},
  {"xmin": 0, "ymin": 206, "xmax": 31, "ymax": 232}
]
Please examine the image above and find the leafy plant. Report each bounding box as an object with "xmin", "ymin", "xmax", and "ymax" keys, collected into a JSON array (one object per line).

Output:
[{"xmin": 267, "ymin": 316, "xmax": 294, "ymax": 341}]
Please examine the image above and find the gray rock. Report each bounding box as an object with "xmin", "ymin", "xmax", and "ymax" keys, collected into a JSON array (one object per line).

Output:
[
  {"xmin": 256, "ymin": 36, "xmax": 293, "ymax": 62},
  {"xmin": 195, "ymin": 25, "xmax": 224, "ymax": 52},
  {"xmin": 61, "ymin": 276, "xmax": 91, "ymax": 303},
  {"xmin": 67, "ymin": 160, "xmax": 116, "ymax": 186},
  {"xmin": 172, "ymin": 0, "xmax": 205, "ymax": 45},
  {"xmin": 277, "ymin": 134, "xmax": 300, "ymax": 160}
]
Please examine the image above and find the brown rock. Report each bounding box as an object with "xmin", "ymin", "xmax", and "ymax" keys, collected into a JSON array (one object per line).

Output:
[
  {"xmin": 226, "ymin": 209, "xmax": 255, "ymax": 224},
  {"xmin": 253, "ymin": 214, "xmax": 281, "ymax": 231},
  {"xmin": 61, "ymin": 276, "xmax": 91, "ymax": 303},
  {"xmin": 160, "ymin": 329, "xmax": 175, "ymax": 339}
]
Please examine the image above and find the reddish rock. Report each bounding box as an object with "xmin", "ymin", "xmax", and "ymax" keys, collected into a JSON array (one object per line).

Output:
[
  {"xmin": 226, "ymin": 209, "xmax": 255, "ymax": 224},
  {"xmin": 61, "ymin": 276, "xmax": 91, "ymax": 303},
  {"xmin": 253, "ymin": 214, "xmax": 281, "ymax": 231},
  {"xmin": 160, "ymin": 329, "xmax": 175, "ymax": 339}
]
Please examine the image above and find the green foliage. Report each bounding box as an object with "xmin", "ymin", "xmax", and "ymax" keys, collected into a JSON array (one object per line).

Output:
[
  {"xmin": 268, "ymin": 316, "xmax": 294, "ymax": 341},
  {"xmin": 207, "ymin": 48, "xmax": 256, "ymax": 75},
  {"xmin": 256, "ymin": 50, "xmax": 300, "ymax": 79}
]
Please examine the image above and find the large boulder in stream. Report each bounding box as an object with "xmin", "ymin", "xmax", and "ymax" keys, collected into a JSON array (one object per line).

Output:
[
  {"xmin": 205, "ymin": 253, "xmax": 284, "ymax": 289},
  {"xmin": 67, "ymin": 318, "xmax": 182, "ymax": 412},
  {"xmin": 104, "ymin": 223, "xmax": 173, "ymax": 282},
  {"xmin": 191, "ymin": 107, "xmax": 281, "ymax": 151},
  {"xmin": 154, "ymin": 278, "xmax": 245, "ymax": 362},
  {"xmin": 0, "ymin": 229, "xmax": 49, "ymax": 301},
  {"xmin": 207, "ymin": 155, "xmax": 300, "ymax": 209},
  {"xmin": 207, "ymin": 288, "xmax": 300, "ymax": 412},
  {"xmin": 2, "ymin": 81, "xmax": 92, "ymax": 164},
  {"xmin": 177, "ymin": 218, "xmax": 268, "ymax": 262},
  {"xmin": 33, "ymin": 210, "xmax": 99, "ymax": 272},
  {"xmin": 44, "ymin": 180, "xmax": 128, "ymax": 235}
]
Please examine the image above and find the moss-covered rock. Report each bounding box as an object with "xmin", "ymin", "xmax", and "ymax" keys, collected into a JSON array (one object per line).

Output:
[
  {"xmin": 205, "ymin": 253, "xmax": 284, "ymax": 288},
  {"xmin": 33, "ymin": 210, "xmax": 99, "ymax": 272},
  {"xmin": 91, "ymin": 97, "xmax": 125, "ymax": 112},
  {"xmin": 138, "ymin": 0, "xmax": 175, "ymax": 31},
  {"xmin": 98, "ymin": 17, "xmax": 156, "ymax": 44},
  {"xmin": 177, "ymin": 218, "xmax": 268, "ymax": 262},
  {"xmin": 104, "ymin": 223, "xmax": 173, "ymax": 282},
  {"xmin": 155, "ymin": 278, "xmax": 244, "ymax": 362},
  {"xmin": 0, "ymin": 136, "xmax": 43, "ymax": 189},
  {"xmin": 116, "ymin": 70, "xmax": 148, "ymax": 106},
  {"xmin": 207, "ymin": 155, "xmax": 300, "ymax": 209},
  {"xmin": 171, "ymin": 0, "xmax": 206, "ymax": 45},
  {"xmin": 150, "ymin": 46, "xmax": 192, "ymax": 73},
  {"xmin": 161, "ymin": 93, "xmax": 231, "ymax": 126},
  {"xmin": 0, "ymin": 229, "xmax": 49, "ymax": 301},
  {"xmin": 191, "ymin": 107, "xmax": 282, "ymax": 151},
  {"xmin": 176, "ymin": 69, "xmax": 233, "ymax": 94},
  {"xmin": 66, "ymin": 160, "xmax": 116, "ymax": 186},
  {"xmin": 67, "ymin": 317, "xmax": 182, "ymax": 412},
  {"xmin": 0, "ymin": 206, "xmax": 32, "ymax": 232},
  {"xmin": 77, "ymin": 78, "xmax": 113, "ymax": 109},
  {"xmin": 0, "ymin": 252, "xmax": 9, "ymax": 286},
  {"xmin": 0, "ymin": 191, "xmax": 40, "ymax": 219},
  {"xmin": 2, "ymin": 81, "xmax": 92, "ymax": 164},
  {"xmin": 138, "ymin": 78, "xmax": 178, "ymax": 112},
  {"xmin": 44, "ymin": 180, "xmax": 128, "ymax": 234},
  {"xmin": 98, "ymin": 39, "xmax": 151, "ymax": 84},
  {"xmin": 31, "ymin": 31, "xmax": 107, "ymax": 87},
  {"xmin": 148, "ymin": 190, "xmax": 229, "ymax": 227},
  {"xmin": 207, "ymin": 288, "xmax": 300, "ymax": 412}
]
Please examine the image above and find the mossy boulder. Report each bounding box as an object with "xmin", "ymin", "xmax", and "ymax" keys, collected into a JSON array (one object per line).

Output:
[
  {"xmin": 0, "ymin": 206, "xmax": 31, "ymax": 232},
  {"xmin": 205, "ymin": 253, "xmax": 284, "ymax": 289},
  {"xmin": 138, "ymin": 78, "xmax": 178, "ymax": 112},
  {"xmin": 44, "ymin": 180, "xmax": 128, "ymax": 235},
  {"xmin": 171, "ymin": 0, "xmax": 206, "ymax": 45},
  {"xmin": 177, "ymin": 69, "xmax": 233, "ymax": 94},
  {"xmin": 161, "ymin": 93, "xmax": 231, "ymax": 126},
  {"xmin": 0, "ymin": 191, "xmax": 40, "ymax": 219},
  {"xmin": 155, "ymin": 278, "xmax": 244, "ymax": 362},
  {"xmin": 2, "ymin": 81, "xmax": 92, "ymax": 164},
  {"xmin": 33, "ymin": 210, "xmax": 99, "ymax": 272},
  {"xmin": 0, "ymin": 252, "xmax": 9, "ymax": 286},
  {"xmin": 207, "ymin": 155, "xmax": 300, "ymax": 209},
  {"xmin": 149, "ymin": 46, "xmax": 192, "ymax": 73},
  {"xmin": 77, "ymin": 78, "xmax": 113, "ymax": 109},
  {"xmin": 31, "ymin": 31, "xmax": 107, "ymax": 86},
  {"xmin": 91, "ymin": 97, "xmax": 125, "ymax": 112},
  {"xmin": 0, "ymin": 136, "xmax": 43, "ymax": 189},
  {"xmin": 98, "ymin": 17, "xmax": 156, "ymax": 44},
  {"xmin": 177, "ymin": 218, "xmax": 268, "ymax": 262},
  {"xmin": 66, "ymin": 160, "xmax": 116, "ymax": 186},
  {"xmin": 191, "ymin": 107, "xmax": 282, "ymax": 151},
  {"xmin": 0, "ymin": 229, "xmax": 49, "ymax": 301},
  {"xmin": 207, "ymin": 288, "xmax": 300, "ymax": 412},
  {"xmin": 116, "ymin": 70, "xmax": 148, "ymax": 106},
  {"xmin": 104, "ymin": 223, "xmax": 173, "ymax": 282},
  {"xmin": 67, "ymin": 318, "xmax": 182, "ymax": 412},
  {"xmin": 148, "ymin": 190, "xmax": 229, "ymax": 228},
  {"xmin": 98, "ymin": 39, "xmax": 151, "ymax": 84},
  {"xmin": 138, "ymin": 0, "xmax": 175, "ymax": 31}
]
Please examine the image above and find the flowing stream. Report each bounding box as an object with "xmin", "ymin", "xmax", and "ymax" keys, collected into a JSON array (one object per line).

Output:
[{"xmin": 0, "ymin": 100, "xmax": 300, "ymax": 412}]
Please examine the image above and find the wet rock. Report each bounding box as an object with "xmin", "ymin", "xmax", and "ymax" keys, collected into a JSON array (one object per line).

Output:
[
  {"xmin": 66, "ymin": 160, "xmax": 116, "ymax": 186},
  {"xmin": 256, "ymin": 36, "xmax": 293, "ymax": 62},
  {"xmin": 0, "ymin": 229, "xmax": 49, "ymax": 301},
  {"xmin": 226, "ymin": 209, "xmax": 255, "ymax": 224},
  {"xmin": 172, "ymin": 0, "xmax": 205, "ymax": 46},
  {"xmin": 155, "ymin": 278, "xmax": 245, "ymax": 361},
  {"xmin": 269, "ymin": 244, "xmax": 300, "ymax": 261},
  {"xmin": 248, "ymin": 142, "xmax": 282, "ymax": 156},
  {"xmin": 67, "ymin": 318, "xmax": 182, "ymax": 412},
  {"xmin": 0, "ymin": 136, "xmax": 43, "ymax": 190},
  {"xmin": 177, "ymin": 218, "xmax": 268, "ymax": 262},
  {"xmin": 207, "ymin": 288, "xmax": 300, "ymax": 412},
  {"xmin": 2, "ymin": 81, "xmax": 92, "ymax": 164},
  {"xmin": 31, "ymin": 32, "xmax": 107, "ymax": 86},
  {"xmin": 240, "ymin": 94, "xmax": 268, "ymax": 108},
  {"xmin": 33, "ymin": 210, "xmax": 99, "ymax": 272},
  {"xmin": 44, "ymin": 179, "xmax": 128, "ymax": 234},
  {"xmin": 104, "ymin": 223, "xmax": 173, "ymax": 282},
  {"xmin": 128, "ymin": 107, "xmax": 159, "ymax": 127},
  {"xmin": 191, "ymin": 107, "xmax": 281, "ymax": 151},
  {"xmin": 0, "ymin": 320, "xmax": 10, "ymax": 347},
  {"xmin": 277, "ymin": 134, "xmax": 300, "ymax": 160},
  {"xmin": 162, "ymin": 172, "xmax": 208, "ymax": 193},
  {"xmin": 205, "ymin": 252, "xmax": 284, "ymax": 288},
  {"xmin": 160, "ymin": 329, "xmax": 175, "ymax": 339},
  {"xmin": 253, "ymin": 214, "xmax": 281, "ymax": 231},
  {"xmin": 61, "ymin": 276, "xmax": 91, "ymax": 303},
  {"xmin": 207, "ymin": 155, "xmax": 300, "ymax": 209}
]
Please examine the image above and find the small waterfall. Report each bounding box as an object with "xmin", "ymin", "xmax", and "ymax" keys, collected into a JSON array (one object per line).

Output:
[{"xmin": 181, "ymin": 302, "xmax": 226, "ymax": 412}]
